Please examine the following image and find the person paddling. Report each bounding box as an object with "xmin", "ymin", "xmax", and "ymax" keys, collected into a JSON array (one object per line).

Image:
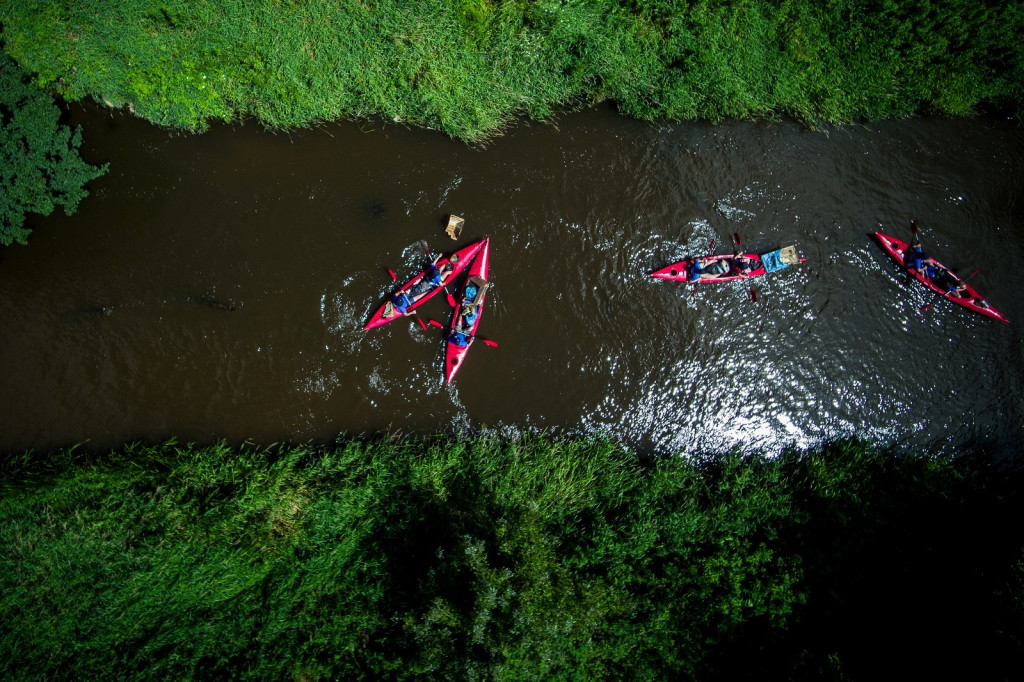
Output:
[
  {"xmin": 689, "ymin": 257, "xmax": 730, "ymax": 281},
  {"xmin": 732, "ymin": 254, "xmax": 755, "ymax": 276},
  {"xmin": 449, "ymin": 329, "xmax": 472, "ymax": 348}
]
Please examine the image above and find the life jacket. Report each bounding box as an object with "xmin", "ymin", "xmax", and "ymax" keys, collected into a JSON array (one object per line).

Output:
[
  {"xmin": 906, "ymin": 247, "xmax": 927, "ymax": 270},
  {"xmin": 427, "ymin": 265, "xmax": 443, "ymax": 286},
  {"xmin": 451, "ymin": 332, "xmax": 469, "ymax": 347},
  {"xmin": 392, "ymin": 292, "xmax": 413, "ymax": 313}
]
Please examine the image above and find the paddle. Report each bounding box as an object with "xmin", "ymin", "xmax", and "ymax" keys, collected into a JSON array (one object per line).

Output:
[
  {"xmin": 387, "ymin": 268, "xmax": 397, "ymax": 281},
  {"xmin": 428, "ymin": 319, "xmax": 498, "ymax": 347},
  {"xmin": 420, "ymin": 241, "xmax": 458, "ymax": 307},
  {"xmin": 919, "ymin": 266, "xmax": 981, "ymax": 313}
]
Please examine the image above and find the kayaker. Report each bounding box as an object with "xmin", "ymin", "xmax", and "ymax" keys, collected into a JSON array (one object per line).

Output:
[
  {"xmin": 391, "ymin": 291, "xmax": 415, "ymax": 315},
  {"xmin": 928, "ymin": 266, "xmax": 959, "ymax": 293},
  {"xmin": 450, "ymin": 330, "xmax": 471, "ymax": 347},
  {"xmin": 426, "ymin": 261, "xmax": 445, "ymax": 286},
  {"xmin": 904, "ymin": 244, "xmax": 930, "ymax": 274},
  {"xmin": 408, "ymin": 259, "xmax": 454, "ymax": 298},
  {"xmin": 690, "ymin": 258, "xmax": 730, "ymax": 280},
  {"xmin": 948, "ymin": 280, "xmax": 987, "ymax": 308},
  {"xmin": 950, "ymin": 282, "xmax": 972, "ymax": 299},
  {"xmin": 732, "ymin": 255, "xmax": 755, "ymax": 276}
]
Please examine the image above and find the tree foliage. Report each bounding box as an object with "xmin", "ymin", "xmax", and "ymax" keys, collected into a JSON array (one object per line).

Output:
[
  {"xmin": 2, "ymin": 0, "xmax": 1022, "ymax": 142},
  {"xmin": 0, "ymin": 52, "xmax": 107, "ymax": 246}
]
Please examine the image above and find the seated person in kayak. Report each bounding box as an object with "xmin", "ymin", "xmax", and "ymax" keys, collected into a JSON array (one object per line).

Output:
[
  {"xmin": 390, "ymin": 291, "xmax": 416, "ymax": 316},
  {"xmin": 903, "ymin": 244, "xmax": 935, "ymax": 276},
  {"xmin": 943, "ymin": 278, "xmax": 989, "ymax": 308},
  {"xmin": 732, "ymin": 254, "xmax": 755, "ymax": 276},
  {"xmin": 449, "ymin": 329, "xmax": 472, "ymax": 348},
  {"xmin": 688, "ymin": 258, "xmax": 731, "ymax": 281},
  {"xmin": 950, "ymin": 281, "xmax": 973, "ymax": 300},
  {"xmin": 408, "ymin": 258, "xmax": 454, "ymax": 296},
  {"xmin": 928, "ymin": 266, "xmax": 960, "ymax": 293},
  {"xmin": 388, "ymin": 259, "xmax": 456, "ymax": 317}
]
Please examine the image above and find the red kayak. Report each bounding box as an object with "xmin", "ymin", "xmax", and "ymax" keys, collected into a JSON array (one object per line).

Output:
[
  {"xmin": 651, "ymin": 252, "xmax": 766, "ymax": 282},
  {"xmin": 874, "ymin": 232, "xmax": 1007, "ymax": 322},
  {"xmin": 365, "ymin": 239, "xmax": 486, "ymax": 330},
  {"xmin": 444, "ymin": 238, "xmax": 490, "ymax": 383}
]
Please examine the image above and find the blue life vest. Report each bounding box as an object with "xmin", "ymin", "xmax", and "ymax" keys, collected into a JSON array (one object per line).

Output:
[
  {"xmin": 427, "ymin": 265, "xmax": 443, "ymax": 286},
  {"xmin": 464, "ymin": 284, "xmax": 479, "ymax": 300},
  {"xmin": 451, "ymin": 331, "xmax": 469, "ymax": 347},
  {"xmin": 393, "ymin": 292, "xmax": 413, "ymax": 313},
  {"xmin": 464, "ymin": 308, "xmax": 478, "ymax": 326},
  {"xmin": 907, "ymin": 247, "xmax": 927, "ymax": 270}
]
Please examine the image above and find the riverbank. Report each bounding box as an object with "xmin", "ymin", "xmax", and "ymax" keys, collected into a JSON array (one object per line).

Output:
[
  {"xmin": 2, "ymin": 435, "xmax": 1021, "ymax": 679},
  {"xmin": 4, "ymin": 0, "xmax": 1022, "ymax": 142}
]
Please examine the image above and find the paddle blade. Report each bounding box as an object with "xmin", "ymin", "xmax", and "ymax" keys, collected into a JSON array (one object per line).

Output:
[
  {"xmin": 911, "ymin": 219, "xmax": 918, "ymax": 235},
  {"xmin": 416, "ymin": 317, "xmax": 427, "ymax": 331},
  {"xmin": 428, "ymin": 319, "xmax": 444, "ymax": 328},
  {"xmin": 733, "ymin": 232, "xmax": 742, "ymax": 247},
  {"xmin": 750, "ymin": 288, "xmax": 758, "ymax": 302},
  {"xmin": 387, "ymin": 268, "xmax": 397, "ymax": 281},
  {"xmin": 446, "ymin": 291, "xmax": 457, "ymax": 307},
  {"xmin": 708, "ymin": 238, "xmax": 716, "ymax": 252},
  {"xmin": 481, "ymin": 338, "xmax": 499, "ymax": 347}
]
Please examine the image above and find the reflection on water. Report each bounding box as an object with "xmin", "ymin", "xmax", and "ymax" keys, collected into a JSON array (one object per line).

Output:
[{"xmin": 0, "ymin": 104, "xmax": 1022, "ymax": 456}]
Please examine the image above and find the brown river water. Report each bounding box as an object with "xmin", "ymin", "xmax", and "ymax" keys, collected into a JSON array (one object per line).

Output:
[{"xmin": 2, "ymin": 103, "xmax": 1023, "ymax": 457}]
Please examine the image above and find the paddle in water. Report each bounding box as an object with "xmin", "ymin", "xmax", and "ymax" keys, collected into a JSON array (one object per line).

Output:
[
  {"xmin": 387, "ymin": 268, "xmax": 397, "ymax": 281},
  {"xmin": 420, "ymin": 241, "xmax": 458, "ymax": 307},
  {"xmin": 428, "ymin": 319, "xmax": 498, "ymax": 347}
]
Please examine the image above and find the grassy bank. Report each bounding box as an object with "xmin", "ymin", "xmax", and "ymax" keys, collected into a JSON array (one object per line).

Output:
[
  {"xmin": 3, "ymin": 1, "xmax": 1023, "ymax": 142},
  {"xmin": 2, "ymin": 436, "xmax": 1022, "ymax": 679}
]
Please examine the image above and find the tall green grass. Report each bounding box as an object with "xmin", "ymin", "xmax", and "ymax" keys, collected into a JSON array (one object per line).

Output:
[
  {"xmin": 3, "ymin": 0, "xmax": 1022, "ymax": 141},
  {"xmin": 2, "ymin": 436, "xmax": 1022, "ymax": 679}
]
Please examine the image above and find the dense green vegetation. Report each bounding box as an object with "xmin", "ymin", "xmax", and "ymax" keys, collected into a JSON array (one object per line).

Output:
[
  {"xmin": 2, "ymin": 436, "xmax": 1021, "ymax": 679},
  {"xmin": 2, "ymin": 0, "xmax": 1023, "ymax": 143},
  {"xmin": 0, "ymin": 52, "xmax": 107, "ymax": 246}
]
